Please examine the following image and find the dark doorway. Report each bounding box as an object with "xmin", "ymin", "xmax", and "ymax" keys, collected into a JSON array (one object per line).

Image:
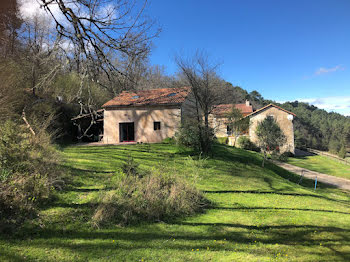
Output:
[{"xmin": 119, "ymin": 122, "xmax": 135, "ymax": 142}]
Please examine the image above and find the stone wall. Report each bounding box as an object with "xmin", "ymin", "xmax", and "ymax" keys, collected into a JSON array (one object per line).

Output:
[
  {"xmin": 249, "ymin": 106, "xmax": 295, "ymax": 153},
  {"xmin": 209, "ymin": 115, "xmax": 229, "ymax": 137}
]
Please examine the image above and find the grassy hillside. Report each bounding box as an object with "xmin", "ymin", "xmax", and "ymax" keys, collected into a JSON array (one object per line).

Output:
[
  {"xmin": 1, "ymin": 144, "xmax": 349, "ymax": 261},
  {"xmin": 287, "ymin": 155, "xmax": 350, "ymax": 179}
]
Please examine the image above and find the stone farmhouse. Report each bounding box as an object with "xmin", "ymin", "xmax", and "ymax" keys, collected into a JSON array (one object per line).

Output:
[
  {"xmin": 210, "ymin": 102, "xmax": 296, "ymax": 153},
  {"xmin": 102, "ymin": 87, "xmax": 192, "ymax": 144},
  {"xmin": 102, "ymin": 87, "xmax": 296, "ymax": 153}
]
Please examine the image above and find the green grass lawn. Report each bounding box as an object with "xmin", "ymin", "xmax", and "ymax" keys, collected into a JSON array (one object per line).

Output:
[
  {"xmin": 1, "ymin": 143, "xmax": 350, "ymax": 261},
  {"xmin": 287, "ymin": 154, "xmax": 350, "ymax": 179}
]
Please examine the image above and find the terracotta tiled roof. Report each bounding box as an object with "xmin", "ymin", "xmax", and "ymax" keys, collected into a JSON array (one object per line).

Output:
[
  {"xmin": 212, "ymin": 103, "xmax": 253, "ymax": 116},
  {"xmin": 102, "ymin": 87, "xmax": 191, "ymax": 108},
  {"xmin": 245, "ymin": 104, "xmax": 296, "ymax": 117}
]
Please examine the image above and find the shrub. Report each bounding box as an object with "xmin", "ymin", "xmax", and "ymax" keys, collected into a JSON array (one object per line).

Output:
[
  {"xmin": 338, "ymin": 146, "xmax": 346, "ymax": 159},
  {"xmin": 237, "ymin": 136, "xmax": 251, "ymax": 149},
  {"xmin": 278, "ymin": 151, "xmax": 294, "ymax": 162},
  {"xmin": 121, "ymin": 156, "xmax": 141, "ymax": 177},
  {"xmin": 162, "ymin": 137, "xmax": 175, "ymax": 144},
  {"xmin": 175, "ymin": 122, "xmax": 215, "ymax": 154},
  {"xmin": 0, "ymin": 120, "xmax": 64, "ymax": 232},
  {"xmin": 92, "ymin": 161, "xmax": 206, "ymax": 227},
  {"xmin": 216, "ymin": 137, "xmax": 228, "ymax": 145},
  {"xmin": 237, "ymin": 136, "xmax": 260, "ymax": 152},
  {"xmin": 175, "ymin": 124, "xmax": 201, "ymax": 150}
]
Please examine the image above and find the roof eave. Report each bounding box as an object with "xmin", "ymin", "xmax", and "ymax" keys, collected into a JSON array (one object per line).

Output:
[
  {"xmin": 103, "ymin": 102, "xmax": 183, "ymax": 109},
  {"xmin": 244, "ymin": 104, "xmax": 297, "ymax": 118}
]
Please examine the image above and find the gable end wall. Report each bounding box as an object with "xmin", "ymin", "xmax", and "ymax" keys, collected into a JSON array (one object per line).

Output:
[{"xmin": 249, "ymin": 107, "xmax": 295, "ymax": 153}]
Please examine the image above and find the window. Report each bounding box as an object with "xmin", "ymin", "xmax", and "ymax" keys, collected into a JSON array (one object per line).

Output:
[
  {"xmin": 132, "ymin": 95, "xmax": 140, "ymax": 99},
  {"xmin": 227, "ymin": 125, "xmax": 232, "ymax": 135},
  {"xmin": 167, "ymin": 93, "xmax": 176, "ymax": 97},
  {"xmin": 154, "ymin": 121, "xmax": 161, "ymax": 130}
]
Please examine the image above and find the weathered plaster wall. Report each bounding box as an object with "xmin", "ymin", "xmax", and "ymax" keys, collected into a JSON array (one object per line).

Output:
[
  {"xmin": 249, "ymin": 107, "xmax": 295, "ymax": 153},
  {"xmin": 209, "ymin": 115, "xmax": 248, "ymax": 146},
  {"xmin": 209, "ymin": 115, "xmax": 228, "ymax": 137},
  {"xmin": 103, "ymin": 105, "xmax": 181, "ymax": 144},
  {"xmin": 180, "ymin": 92, "xmax": 198, "ymax": 123}
]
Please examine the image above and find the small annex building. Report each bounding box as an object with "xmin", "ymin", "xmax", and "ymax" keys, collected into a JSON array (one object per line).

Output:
[
  {"xmin": 211, "ymin": 102, "xmax": 296, "ymax": 153},
  {"xmin": 210, "ymin": 100, "xmax": 253, "ymax": 137},
  {"xmin": 102, "ymin": 87, "xmax": 191, "ymax": 144}
]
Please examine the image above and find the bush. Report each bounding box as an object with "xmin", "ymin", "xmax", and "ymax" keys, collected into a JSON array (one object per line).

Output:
[
  {"xmin": 269, "ymin": 150, "xmax": 294, "ymax": 162},
  {"xmin": 237, "ymin": 136, "xmax": 260, "ymax": 152},
  {"xmin": 338, "ymin": 146, "xmax": 347, "ymax": 159},
  {"xmin": 216, "ymin": 137, "xmax": 228, "ymax": 145},
  {"xmin": 0, "ymin": 120, "xmax": 64, "ymax": 232},
  {"xmin": 175, "ymin": 122, "xmax": 215, "ymax": 154},
  {"xmin": 162, "ymin": 137, "xmax": 176, "ymax": 144},
  {"xmin": 278, "ymin": 151, "xmax": 294, "ymax": 162},
  {"xmin": 92, "ymin": 160, "xmax": 206, "ymax": 227},
  {"xmin": 175, "ymin": 124, "xmax": 201, "ymax": 150},
  {"xmin": 121, "ymin": 156, "xmax": 141, "ymax": 177}
]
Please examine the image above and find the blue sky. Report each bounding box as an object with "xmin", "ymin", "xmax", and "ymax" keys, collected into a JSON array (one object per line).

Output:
[{"xmin": 147, "ymin": 0, "xmax": 350, "ymax": 115}]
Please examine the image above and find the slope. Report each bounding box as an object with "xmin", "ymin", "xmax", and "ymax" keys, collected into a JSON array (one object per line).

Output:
[{"xmin": 0, "ymin": 143, "xmax": 349, "ymax": 261}]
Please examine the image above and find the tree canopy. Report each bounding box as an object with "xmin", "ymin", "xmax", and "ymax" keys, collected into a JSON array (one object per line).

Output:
[{"xmin": 256, "ymin": 116, "xmax": 286, "ymax": 167}]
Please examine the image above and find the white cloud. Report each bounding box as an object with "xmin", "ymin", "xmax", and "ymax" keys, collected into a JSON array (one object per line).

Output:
[
  {"xmin": 314, "ymin": 65, "xmax": 345, "ymax": 76},
  {"xmin": 18, "ymin": 1, "xmax": 117, "ymax": 32},
  {"xmin": 294, "ymin": 96, "xmax": 350, "ymax": 116},
  {"xmin": 303, "ymin": 65, "xmax": 346, "ymax": 80},
  {"xmin": 18, "ymin": 0, "xmax": 61, "ymax": 24}
]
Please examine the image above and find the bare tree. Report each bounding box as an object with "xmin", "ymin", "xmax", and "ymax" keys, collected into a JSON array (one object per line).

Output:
[
  {"xmin": 176, "ymin": 51, "xmax": 223, "ymax": 154},
  {"xmin": 225, "ymin": 107, "xmax": 249, "ymax": 147},
  {"xmin": 32, "ymin": 0, "xmax": 160, "ymax": 139},
  {"xmin": 39, "ymin": 0, "xmax": 159, "ymax": 84},
  {"xmin": 20, "ymin": 12, "xmax": 64, "ymax": 96},
  {"xmin": 0, "ymin": 60, "xmax": 27, "ymax": 120}
]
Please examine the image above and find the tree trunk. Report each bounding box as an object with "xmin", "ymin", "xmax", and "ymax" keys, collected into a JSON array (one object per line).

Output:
[
  {"xmin": 262, "ymin": 152, "xmax": 266, "ymax": 168},
  {"xmin": 203, "ymin": 111, "xmax": 210, "ymax": 154},
  {"xmin": 22, "ymin": 110, "xmax": 36, "ymax": 136},
  {"xmin": 195, "ymin": 99, "xmax": 204, "ymax": 153}
]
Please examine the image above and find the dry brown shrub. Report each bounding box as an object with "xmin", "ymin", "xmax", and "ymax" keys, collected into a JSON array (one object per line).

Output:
[{"xmin": 92, "ymin": 162, "xmax": 206, "ymax": 227}]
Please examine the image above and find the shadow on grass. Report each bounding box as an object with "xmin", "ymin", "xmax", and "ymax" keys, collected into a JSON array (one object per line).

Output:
[
  {"xmin": 7, "ymin": 223, "xmax": 350, "ymax": 248},
  {"xmin": 204, "ymin": 189, "xmax": 350, "ymax": 206},
  {"xmin": 210, "ymin": 206, "xmax": 350, "ymax": 215},
  {"xmin": 66, "ymin": 166, "xmax": 115, "ymax": 174},
  {"xmin": 211, "ymin": 144, "xmax": 339, "ymax": 191},
  {"xmin": 0, "ymin": 249, "xmax": 31, "ymax": 262}
]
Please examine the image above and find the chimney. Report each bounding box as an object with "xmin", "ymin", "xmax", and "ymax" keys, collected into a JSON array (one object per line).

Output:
[{"xmin": 245, "ymin": 100, "xmax": 250, "ymax": 106}]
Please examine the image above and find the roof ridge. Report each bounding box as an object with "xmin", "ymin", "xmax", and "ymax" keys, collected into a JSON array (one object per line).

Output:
[
  {"xmin": 102, "ymin": 86, "xmax": 191, "ymax": 108},
  {"xmin": 245, "ymin": 103, "xmax": 296, "ymax": 117}
]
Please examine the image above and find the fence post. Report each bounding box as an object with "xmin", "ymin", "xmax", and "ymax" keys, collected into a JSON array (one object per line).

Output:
[{"xmin": 314, "ymin": 176, "xmax": 317, "ymax": 191}]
